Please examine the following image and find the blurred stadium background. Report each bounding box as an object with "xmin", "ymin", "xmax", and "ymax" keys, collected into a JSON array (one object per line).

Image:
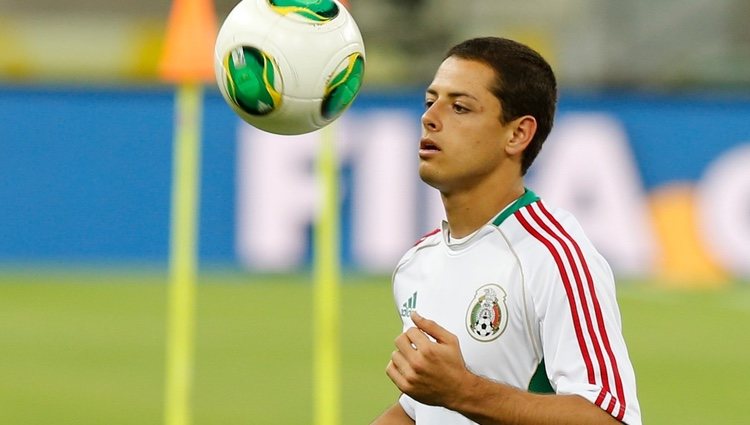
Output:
[{"xmin": 1, "ymin": 0, "xmax": 750, "ymax": 424}]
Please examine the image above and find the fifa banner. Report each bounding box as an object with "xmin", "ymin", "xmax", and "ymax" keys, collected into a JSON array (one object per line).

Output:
[
  {"xmin": 0, "ymin": 88, "xmax": 749, "ymax": 283},
  {"xmin": 236, "ymin": 93, "xmax": 750, "ymax": 283}
]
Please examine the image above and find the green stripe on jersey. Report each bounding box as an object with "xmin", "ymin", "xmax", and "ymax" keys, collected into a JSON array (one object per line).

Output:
[
  {"xmin": 528, "ymin": 359, "xmax": 554, "ymax": 394},
  {"xmin": 492, "ymin": 188, "xmax": 540, "ymax": 227}
]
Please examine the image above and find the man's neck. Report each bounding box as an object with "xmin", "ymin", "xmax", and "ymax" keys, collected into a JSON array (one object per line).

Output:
[{"xmin": 442, "ymin": 179, "xmax": 525, "ymax": 239}]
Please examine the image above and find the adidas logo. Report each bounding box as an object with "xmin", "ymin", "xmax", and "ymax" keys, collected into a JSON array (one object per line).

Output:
[{"xmin": 400, "ymin": 292, "xmax": 418, "ymax": 317}]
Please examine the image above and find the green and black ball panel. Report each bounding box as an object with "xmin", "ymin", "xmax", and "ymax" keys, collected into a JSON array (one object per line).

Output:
[
  {"xmin": 267, "ymin": 0, "xmax": 339, "ymax": 23},
  {"xmin": 223, "ymin": 46, "xmax": 282, "ymax": 116},
  {"xmin": 321, "ymin": 53, "xmax": 364, "ymax": 120}
]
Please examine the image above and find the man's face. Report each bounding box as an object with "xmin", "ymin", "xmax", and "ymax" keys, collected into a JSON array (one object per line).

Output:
[{"xmin": 418, "ymin": 57, "xmax": 516, "ymax": 194}]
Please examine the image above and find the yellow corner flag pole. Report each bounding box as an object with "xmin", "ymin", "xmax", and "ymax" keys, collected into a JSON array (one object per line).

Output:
[
  {"xmin": 159, "ymin": 0, "xmax": 217, "ymax": 424},
  {"xmin": 313, "ymin": 123, "xmax": 342, "ymax": 425}
]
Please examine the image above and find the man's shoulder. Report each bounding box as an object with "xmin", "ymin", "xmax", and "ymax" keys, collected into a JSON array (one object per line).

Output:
[
  {"xmin": 393, "ymin": 227, "xmax": 443, "ymax": 271},
  {"xmin": 413, "ymin": 227, "xmax": 441, "ymax": 248},
  {"xmin": 502, "ymin": 199, "xmax": 612, "ymax": 287},
  {"xmin": 498, "ymin": 199, "xmax": 585, "ymax": 241},
  {"xmin": 496, "ymin": 199, "xmax": 595, "ymax": 262}
]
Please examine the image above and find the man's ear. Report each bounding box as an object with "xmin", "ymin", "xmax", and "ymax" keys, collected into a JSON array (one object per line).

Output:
[{"xmin": 506, "ymin": 115, "xmax": 537, "ymax": 156}]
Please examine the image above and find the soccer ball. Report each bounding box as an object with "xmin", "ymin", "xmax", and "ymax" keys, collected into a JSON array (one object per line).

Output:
[
  {"xmin": 473, "ymin": 309, "xmax": 497, "ymax": 338},
  {"xmin": 214, "ymin": 0, "xmax": 366, "ymax": 135}
]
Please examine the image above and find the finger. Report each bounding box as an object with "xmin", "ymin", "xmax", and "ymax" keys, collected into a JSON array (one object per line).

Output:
[
  {"xmin": 394, "ymin": 332, "xmax": 420, "ymax": 358},
  {"xmin": 390, "ymin": 349, "xmax": 412, "ymax": 377},
  {"xmin": 411, "ymin": 311, "xmax": 454, "ymax": 344},
  {"xmin": 404, "ymin": 326, "xmax": 432, "ymax": 348},
  {"xmin": 385, "ymin": 359, "xmax": 409, "ymax": 391},
  {"xmin": 385, "ymin": 351, "xmax": 414, "ymax": 392}
]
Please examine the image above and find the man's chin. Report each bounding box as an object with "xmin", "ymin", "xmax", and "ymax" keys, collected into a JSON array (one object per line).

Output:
[{"xmin": 418, "ymin": 168, "xmax": 442, "ymax": 191}]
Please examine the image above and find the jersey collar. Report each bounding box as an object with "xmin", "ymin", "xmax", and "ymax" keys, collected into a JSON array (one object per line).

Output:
[
  {"xmin": 491, "ymin": 188, "xmax": 540, "ymax": 227},
  {"xmin": 440, "ymin": 188, "xmax": 540, "ymax": 249}
]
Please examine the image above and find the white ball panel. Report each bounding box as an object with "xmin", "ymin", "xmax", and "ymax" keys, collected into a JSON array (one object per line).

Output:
[{"xmin": 214, "ymin": 0, "xmax": 365, "ymax": 135}]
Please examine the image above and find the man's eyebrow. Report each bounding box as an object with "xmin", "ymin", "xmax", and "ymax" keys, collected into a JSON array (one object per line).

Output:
[{"xmin": 425, "ymin": 88, "xmax": 478, "ymax": 101}]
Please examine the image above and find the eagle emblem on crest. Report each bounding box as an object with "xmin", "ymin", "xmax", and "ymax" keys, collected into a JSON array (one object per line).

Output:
[{"xmin": 466, "ymin": 284, "xmax": 508, "ymax": 342}]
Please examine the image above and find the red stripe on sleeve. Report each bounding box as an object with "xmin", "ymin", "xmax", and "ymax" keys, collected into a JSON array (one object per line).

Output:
[
  {"xmin": 537, "ymin": 202, "xmax": 627, "ymax": 420},
  {"xmin": 514, "ymin": 211, "xmax": 596, "ymax": 384},
  {"xmin": 516, "ymin": 204, "xmax": 627, "ymax": 421},
  {"xmin": 525, "ymin": 206, "xmax": 612, "ymax": 393}
]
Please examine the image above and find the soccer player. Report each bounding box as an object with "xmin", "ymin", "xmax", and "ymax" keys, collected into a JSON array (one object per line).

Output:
[{"xmin": 371, "ymin": 37, "xmax": 641, "ymax": 424}]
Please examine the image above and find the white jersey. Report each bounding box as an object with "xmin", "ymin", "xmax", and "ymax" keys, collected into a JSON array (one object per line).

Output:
[{"xmin": 393, "ymin": 190, "xmax": 641, "ymax": 425}]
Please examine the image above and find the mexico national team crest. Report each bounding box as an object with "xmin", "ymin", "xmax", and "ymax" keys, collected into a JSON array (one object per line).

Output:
[{"xmin": 466, "ymin": 284, "xmax": 508, "ymax": 342}]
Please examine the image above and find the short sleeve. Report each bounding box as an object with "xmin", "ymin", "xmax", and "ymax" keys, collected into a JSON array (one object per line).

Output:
[
  {"xmin": 537, "ymin": 248, "xmax": 642, "ymax": 425},
  {"xmin": 518, "ymin": 204, "xmax": 642, "ymax": 425},
  {"xmin": 398, "ymin": 393, "xmax": 416, "ymax": 420}
]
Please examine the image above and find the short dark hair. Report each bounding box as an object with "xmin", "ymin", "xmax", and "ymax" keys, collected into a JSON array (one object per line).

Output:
[{"xmin": 446, "ymin": 37, "xmax": 557, "ymax": 175}]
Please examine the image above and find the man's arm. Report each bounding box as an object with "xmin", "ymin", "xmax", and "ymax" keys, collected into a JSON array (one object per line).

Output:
[
  {"xmin": 386, "ymin": 312, "xmax": 621, "ymax": 425},
  {"xmin": 446, "ymin": 374, "xmax": 620, "ymax": 425},
  {"xmin": 371, "ymin": 402, "xmax": 415, "ymax": 425}
]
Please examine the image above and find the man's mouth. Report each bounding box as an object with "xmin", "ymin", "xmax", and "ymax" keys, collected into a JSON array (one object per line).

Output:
[{"xmin": 419, "ymin": 138, "xmax": 440, "ymax": 151}]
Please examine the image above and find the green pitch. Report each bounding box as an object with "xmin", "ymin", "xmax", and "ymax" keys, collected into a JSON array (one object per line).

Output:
[{"xmin": 0, "ymin": 269, "xmax": 748, "ymax": 424}]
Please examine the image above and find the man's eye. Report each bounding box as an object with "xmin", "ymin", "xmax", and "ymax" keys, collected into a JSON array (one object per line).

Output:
[
  {"xmin": 424, "ymin": 100, "xmax": 435, "ymax": 109},
  {"xmin": 453, "ymin": 104, "xmax": 468, "ymax": 113}
]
